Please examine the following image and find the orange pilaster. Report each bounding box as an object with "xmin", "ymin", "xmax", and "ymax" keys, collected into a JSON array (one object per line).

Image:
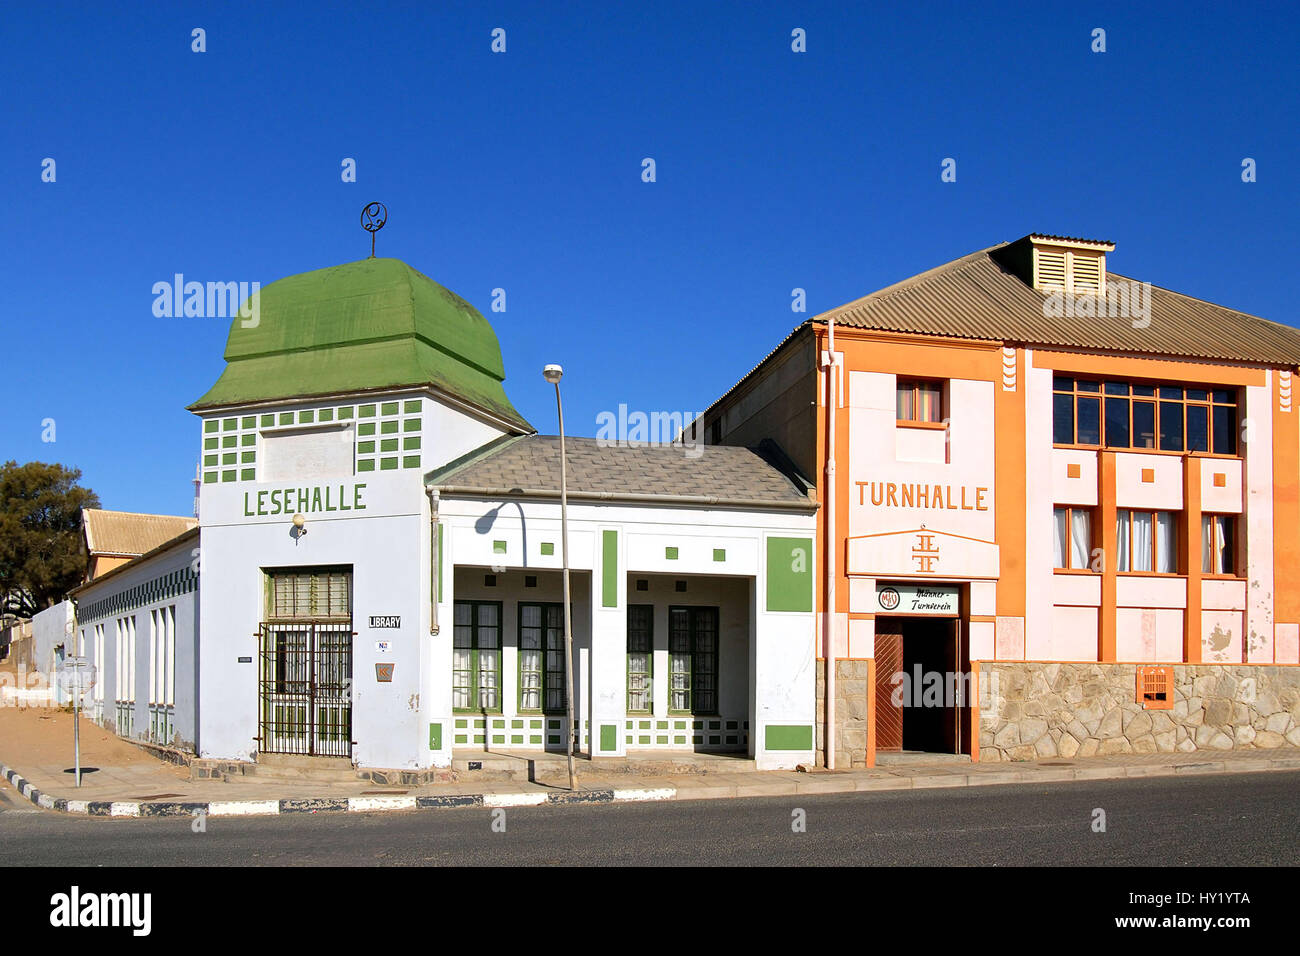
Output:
[
  {"xmin": 1184, "ymin": 458, "xmax": 1202, "ymax": 663},
  {"xmin": 1099, "ymin": 452, "xmax": 1118, "ymax": 662}
]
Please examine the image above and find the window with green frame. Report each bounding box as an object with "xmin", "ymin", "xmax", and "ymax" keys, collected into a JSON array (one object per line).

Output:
[
  {"xmin": 453, "ymin": 601, "xmax": 501, "ymax": 712},
  {"xmin": 626, "ymin": 604, "xmax": 653, "ymax": 713},
  {"xmin": 668, "ymin": 606, "xmax": 718, "ymax": 715},
  {"xmin": 518, "ymin": 603, "xmax": 567, "ymax": 713}
]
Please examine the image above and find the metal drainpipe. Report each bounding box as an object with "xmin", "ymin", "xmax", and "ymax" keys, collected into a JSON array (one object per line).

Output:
[
  {"xmin": 426, "ymin": 486, "xmax": 440, "ymax": 635},
  {"xmin": 824, "ymin": 318, "xmax": 837, "ymax": 771}
]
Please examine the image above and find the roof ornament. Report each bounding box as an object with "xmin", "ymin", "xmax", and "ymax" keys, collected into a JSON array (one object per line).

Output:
[{"xmin": 361, "ymin": 201, "xmax": 388, "ymax": 258}]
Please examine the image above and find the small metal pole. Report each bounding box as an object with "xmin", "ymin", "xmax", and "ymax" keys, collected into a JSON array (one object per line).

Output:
[
  {"xmin": 74, "ymin": 665, "xmax": 82, "ymax": 787},
  {"xmin": 556, "ymin": 382, "xmax": 577, "ymax": 792}
]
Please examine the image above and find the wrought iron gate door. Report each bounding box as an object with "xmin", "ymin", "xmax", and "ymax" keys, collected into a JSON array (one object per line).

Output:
[{"xmin": 257, "ymin": 621, "xmax": 353, "ymax": 757}]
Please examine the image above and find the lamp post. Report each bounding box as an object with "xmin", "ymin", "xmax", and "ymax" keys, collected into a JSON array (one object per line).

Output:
[{"xmin": 543, "ymin": 364, "xmax": 577, "ymax": 792}]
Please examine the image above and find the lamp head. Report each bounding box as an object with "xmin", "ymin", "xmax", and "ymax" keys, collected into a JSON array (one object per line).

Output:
[
  {"xmin": 542, "ymin": 364, "xmax": 563, "ymax": 385},
  {"xmin": 292, "ymin": 513, "xmax": 306, "ymax": 530}
]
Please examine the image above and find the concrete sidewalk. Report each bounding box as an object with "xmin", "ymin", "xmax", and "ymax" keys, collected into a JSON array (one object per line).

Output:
[{"xmin": 4, "ymin": 747, "xmax": 1299, "ymax": 819}]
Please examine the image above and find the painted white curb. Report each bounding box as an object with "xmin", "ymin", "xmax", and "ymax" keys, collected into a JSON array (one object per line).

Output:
[
  {"xmin": 483, "ymin": 792, "xmax": 548, "ymax": 807},
  {"xmin": 207, "ymin": 800, "xmax": 281, "ymax": 817},
  {"xmin": 109, "ymin": 802, "xmax": 141, "ymax": 817},
  {"xmin": 348, "ymin": 795, "xmax": 418, "ymax": 812}
]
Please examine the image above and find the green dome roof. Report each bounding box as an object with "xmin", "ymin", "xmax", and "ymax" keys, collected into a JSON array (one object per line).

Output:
[{"xmin": 189, "ymin": 257, "xmax": 532, "ymax": 430}]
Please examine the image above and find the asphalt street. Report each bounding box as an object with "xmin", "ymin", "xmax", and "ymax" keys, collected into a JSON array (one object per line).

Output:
[{"xmin": 2, "ymin": 770, "xmax": 1297, "ymax": 866}]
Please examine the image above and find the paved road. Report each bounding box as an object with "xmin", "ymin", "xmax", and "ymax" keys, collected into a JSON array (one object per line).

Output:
[{"xmin": 2, "ymin": 770, "xmax": 1297, "ymax": 866}]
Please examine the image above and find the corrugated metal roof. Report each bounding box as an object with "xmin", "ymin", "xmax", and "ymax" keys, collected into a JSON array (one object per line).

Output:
[
  {"xmin": 815, "ymin": 243, "xmax": 1300, "ymax": 367},
  {"xmin": 430, "ymin": 435, "xmax": 812, "ymax": 507},
  {"xmin": 81, "ymin": 509, "xmax": 198, "ymax": 558}
]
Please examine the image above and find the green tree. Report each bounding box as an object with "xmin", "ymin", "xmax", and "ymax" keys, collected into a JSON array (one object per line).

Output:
[{"xmin": 0, "ymin": 461, "xmax": 100, "ymax": 618}]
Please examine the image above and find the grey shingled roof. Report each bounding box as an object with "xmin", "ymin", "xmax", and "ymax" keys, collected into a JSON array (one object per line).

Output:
[{"xmin": 430, "ymin": 435, "xmax": 814, "ymax": 509}]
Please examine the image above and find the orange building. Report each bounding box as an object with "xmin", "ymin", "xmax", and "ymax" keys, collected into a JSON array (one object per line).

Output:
[{"xmin": 702, "ymin": 234, "xmax": 1300, "ymax": 767}]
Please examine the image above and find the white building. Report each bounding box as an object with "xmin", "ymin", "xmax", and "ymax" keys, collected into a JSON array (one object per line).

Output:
[{"xmin": 79, "ymin": 255, "xmax": 820, "ymax": 771}]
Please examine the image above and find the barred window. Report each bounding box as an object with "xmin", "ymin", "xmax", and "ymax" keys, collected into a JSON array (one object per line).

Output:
[
  {"xmin": 268, "ymin": 568, "xmax": 352, "ymax": 620},
  {"xmin": 626, "ymin": 605, "xmax": 653, "ymax": 714}
]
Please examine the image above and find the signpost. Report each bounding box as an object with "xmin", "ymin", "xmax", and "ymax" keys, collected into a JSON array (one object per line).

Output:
[{"xmin": 58, "ymin": 657, "xmax": 96, "ymax": 787}]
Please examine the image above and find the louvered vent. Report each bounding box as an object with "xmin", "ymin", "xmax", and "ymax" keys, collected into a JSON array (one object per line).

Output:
[
  {"xmin": 1072, "ymin": 253, "xmax": 1102, "ymax": 292},
  {"xmin": 1036, "ymin": 250, "xmax": 1067, "ymax": 291}
]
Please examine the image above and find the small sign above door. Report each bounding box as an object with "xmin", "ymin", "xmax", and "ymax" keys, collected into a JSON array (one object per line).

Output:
[
  {"xmin": 875, "ymin": 583, "xmax": 959, "ymax": 616},
  {"xmin": 369, "ymin": 615, "xmax": 401, "ymax": 628}
]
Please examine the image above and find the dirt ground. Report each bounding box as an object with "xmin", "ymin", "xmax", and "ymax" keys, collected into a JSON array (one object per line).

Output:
[{"xmin": 0, "ymin": 659, "xmax": 188, "ymax": 780}]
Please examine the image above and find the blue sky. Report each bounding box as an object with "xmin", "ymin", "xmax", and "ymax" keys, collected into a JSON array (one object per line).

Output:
[{"xmin": 3, "ymin": 1, "xmax": 1297, "ymax": 515}]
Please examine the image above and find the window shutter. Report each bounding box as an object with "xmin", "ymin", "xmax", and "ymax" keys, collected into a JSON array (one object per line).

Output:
[
  {"xmin": 1036, "ymin": 250, "xmax": 1067, "ymax": 291},
  {"xmin": 1071, "ymin": 253, "xmax": 1102, "ymax": 292}
]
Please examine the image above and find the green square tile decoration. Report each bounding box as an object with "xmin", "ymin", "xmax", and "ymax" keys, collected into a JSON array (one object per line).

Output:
[
  {"xmin": 319, "ymin": 408, "xmax": 334, "ymax": 421},
  {"xmin": 203, "ymin": 454, "xmax": 217, "ymax": 466},
  {"xmin": 299, "ymin": 410, "xmax": 314, "ymax": 423},
  {"xmin": 380, "ymin": 457, "xmax": 398, "ymax": 471},
  {"xmin": 203, "ymin": 472, "xmax": 217, "ymax": 484},
  {"xmin": 338, "ymin": 406, "xmax": 354, "ymax": 419},
  {"xmin": 665, "ymin": 546, "xmax": 679, "ymax": 560},
  {"xmin": 403, "ymin": 418, "xmax": 421, "ymax": 432},
  {"xmin": 714, "ymin": 549, "xmax": 726, "ymax": 562},
  {"xmin": 241, "ymin": 416, "xmax": 255, "ymax": 429},
  {"xmin": 279, "ymin": 412, "xmax": 293, "ymax": 425},
  {"xmin": 358, "ymin": 440, "xmax": 375, "ymax": 454},
  {"xmin": 381, "ymin": 402, "xmax": 398, "ymax": 415},
  {"xmin": 541, "ymin": 542, "xmax": 554, "ymax": 555},
  {"xmin": 221, "ymin": 470, "xmax": 236, "ymax": 482},
  {"xmin": 260, "ymin": 414, "xmax": 274, "ymax": 427},
  {"xmin": 380, "ymin": 420, "xmax": 398, "ymax": 434},
  {"xmin": 241, "ymin": 434, "xmax": 255, "ymax": 446},
  {"xmin": 359, "ymin": 404, "xmax": 376, "ymax": 417},
  {"xmin": 240, "ymin": 468, "xmax": 256, "ymax": 481},
  {"xmin": 493, "ymin": 540, "xmax": 507, "ymax": 553},
  {"xmin": 204, "ymin": 420, "xmax": 218, "ymax": 433},
  {"xmin": 403, "ymin": 436, "xmax": 420, "ymax": 450},
  {"xmin": 357, "ymin": 459, "xmax": 376, "ymax": 472},
  {"xmin": 241, "ymin": 451, "xmax": 255, "ymax": 463},
  {"xmin": 203, "ymin": 438, "xmax": 217, "ymax": 450},
  {"xmin": 402, "ymin": 455, "xmax": 421, "ymax": 469},
  {"xmin": 380, "ymin": 438, "xmax": 398, "ymax": 452},
  {"xmin": 403, "ymin": 400, "xmax": 420, "ymax": 413},
  {"xmin": 358, "ymin": 423, "xmax": 375, "ymax": 436},
  {"xmin": 222, "ymin": 418, "xmax": 236, "ymax": 431},
  {"xmin": 222, "ymin": 436, "xmax": 236, "ymax": 448}
]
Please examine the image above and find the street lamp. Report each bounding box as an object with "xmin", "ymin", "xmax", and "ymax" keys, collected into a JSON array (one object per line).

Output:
[{"xmin": 543, "ymin": 364, "xmax": 577, "ymax": 792}]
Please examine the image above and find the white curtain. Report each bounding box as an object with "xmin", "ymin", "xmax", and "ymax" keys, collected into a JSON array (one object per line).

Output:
[
  {"xmin": 1071, "ymin": 509, "xmax": 1092, "ymax": 570},
  {"xmin": 1116, "ymin": 510, "xmax": 1131, "ymax": 571},
  {"xmin": 1202, "ymin": 515, "xmax": 1228, "ymax": 573},
  {"xmin": 1053, "ymin": 508, "xmax": 1068, "ymax": 568},
  {"xmin": 1156, "ymin": 512, "xmax": 1176, "ymax": 572},
  {"xmin": 1132, "ymin": 511, "xmax": 1153, "ymax": 571}
]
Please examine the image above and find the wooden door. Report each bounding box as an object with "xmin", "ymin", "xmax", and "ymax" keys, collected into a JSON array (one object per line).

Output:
[{"xmin": 874, "ymin": 622, "xmax": 904, "ymax": 751}]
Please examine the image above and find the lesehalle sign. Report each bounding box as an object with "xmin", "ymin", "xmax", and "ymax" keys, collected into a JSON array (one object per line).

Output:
[{"xmin": 875, "ymin": 583, "xmax": 959, "ymax": 615}]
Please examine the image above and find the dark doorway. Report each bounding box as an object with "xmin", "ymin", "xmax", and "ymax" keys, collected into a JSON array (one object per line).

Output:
[{"xmin": 874, "ymin": 616, "xmax": 962, "ymax": 754}]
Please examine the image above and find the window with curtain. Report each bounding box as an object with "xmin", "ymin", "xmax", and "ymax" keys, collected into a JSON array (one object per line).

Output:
[
  {"xmin": 896, "ymin": 379, "xmax": 944, "ymax": 423},
  {"xmin": 1201, "ymin": 514, "xmax": 1236, "ymax": 574},
  {"xmin": 1052, "ymin": 506, "xmax": 1094, "ymax": 570},
  {"xmin": 453, "ymin": 601, "xmax": 501, "ymax": 712},
  {"xmin": 626, "ymin": 605, "xmax": 653, "ymax": 714},
  {"xmin": 669, "ymin": 606, "xmax": 718, "ymax": 714},
  {"xmin": 1116, "ymin": 510, "xmax": 1178, "ymax": 573},
  {"xmin": 519, "ymin": 603, "xmax": 566, "ymax": 713}
]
